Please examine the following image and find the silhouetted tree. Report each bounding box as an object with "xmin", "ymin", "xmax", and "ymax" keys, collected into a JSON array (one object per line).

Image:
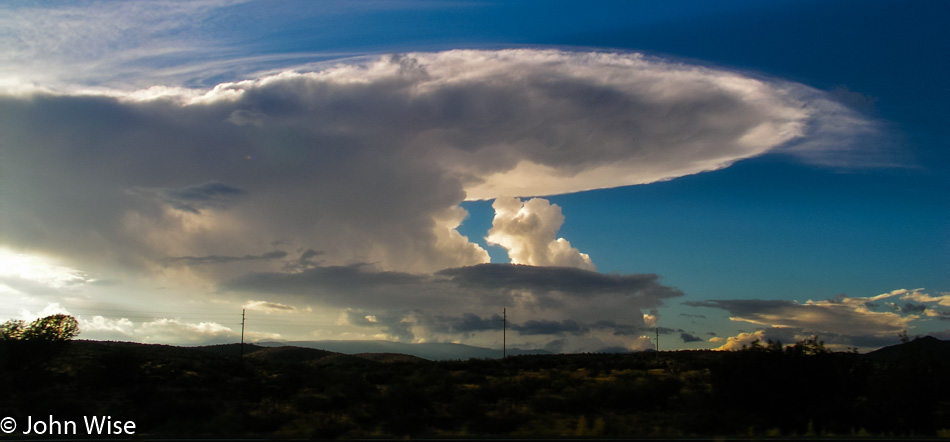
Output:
[
  {"xmin": 0, "ymin": 314, "xmax": 80, "ymax": 369},
  {"xmin": 773, "ymin": 335, "xmax": 828, "ymax": 356},
  {"xmin": 0, "ymin": 319, "xmax": 26, "ymax": 340},
  {"xmin": 21, "ymin": 314, "xmax": 80, "ymax": 341},
  {"xmin": 766, "ymin": 339, "xmax": 784, "ymax": 353},
  {"xmin": 745, "ymin": 339, "xmax": 765, "ymax": 352},
  {"xmin": 898, "ymin": 330, "xmax": 910, "ymax": 344},
  {"xmin": 1, "ymin": 314, "xmax": 80, "ymax": 342}
]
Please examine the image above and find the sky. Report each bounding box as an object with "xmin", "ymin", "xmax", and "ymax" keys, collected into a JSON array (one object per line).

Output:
[{"xmin": 1, "ymin": 0, "xmax": 947, "ymax": 353}]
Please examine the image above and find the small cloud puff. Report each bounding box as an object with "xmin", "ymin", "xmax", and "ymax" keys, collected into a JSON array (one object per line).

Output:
[{"xmin": 487, "ymin": 197, "xmax": 595, "ymax": 270}]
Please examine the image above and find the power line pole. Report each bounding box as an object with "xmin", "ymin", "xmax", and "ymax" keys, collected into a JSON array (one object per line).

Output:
[
  {"xmin": 240, "ymin": 309, "xmax": 246, "ymax": 359},
  {"xmin": 656, "ymin": 327, "xmax": 659, "ymax": 357},
  {"xmin": 503, "ymin": 308, "xmax": 506, "ymax": 359}
]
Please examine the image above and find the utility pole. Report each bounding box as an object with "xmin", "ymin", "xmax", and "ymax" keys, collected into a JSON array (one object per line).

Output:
[
  {"xmin": 656, "ymin": 327, "xmax": 659, "ymax": 357},
  {"xmin": 503, "ymin": 308, "xmax": 506, "ymax": 359},
  {"xmin": 240, "ymin": 309, "xmax": 246, "ymax": 359}
]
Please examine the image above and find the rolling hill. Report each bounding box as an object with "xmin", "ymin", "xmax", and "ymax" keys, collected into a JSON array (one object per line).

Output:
[{"xmin": 256, "ymin": 339, "xmax": 552, "ymax": 360}]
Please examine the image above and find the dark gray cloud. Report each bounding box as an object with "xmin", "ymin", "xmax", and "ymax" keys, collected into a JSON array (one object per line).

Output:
[
  {"xmin": 448, "ymin": 313, "xmax": 502, "ymax": 334},
  {"xmin": 680, "ymin": 332, "xmax": 704, "ymax": 343},
  {"xmin": 512, "ymin": 319, "xmax": 587, "ymax": 336},
  {"xmin": 436, "ymin": 264, "xmax": 683, "ymax": 300},
  {"xmin": 224, "ymin": 263, "xmax": 681, "ymax": 316},
  {"xmin": 299, "ymin": 249, "xmax": 322, "ymax": 263},
  {"xmin": 156, "ymin": 181, "xmax": 247, "ymax": 214},
  {"xmin": 899, "ymin": 303, "xmax": 927, "ymax": 314},
  {"xmin": 413, "ymin": 312, "xmax": 501, "ymax": 337},
  {"xmin": 281, "ymin": 249, "xmax": 324, "ymax": 272},
  {"xmin": 223, "ymin": 263, "xmax": 455, "ymax": 314},
  {"xmin": 592, "ymin": 320, "xmax": 641, "ymax": 336},
  {"xmin": 227, "ymin": 263, "xmax": 427, "ymax": 293},
  {"xmin": 224, "ymin": 263, "xmax": 679, "ymax": 348},
  {"xmin": 593, "ymin": 320, "xmax": 675, "ymax": 336},
  {"xmin": 166, "ymin": 250, "xmax": 287, "ymax": 265}
]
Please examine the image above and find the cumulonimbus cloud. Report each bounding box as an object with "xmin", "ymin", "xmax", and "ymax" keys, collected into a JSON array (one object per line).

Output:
[{"xmin": 0, "ymin": 49, "xmax": 879, "ymax": 279}]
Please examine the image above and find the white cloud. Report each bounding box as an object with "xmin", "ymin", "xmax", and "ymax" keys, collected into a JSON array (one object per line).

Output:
[
  {"xmin": 17, "ymin": 303, "xmax": 72, "ymax": 321},
  {"xmin": 82, "ymin": 316, "xmax": 136, "ymax": 338},
  {"xmin": 243, "ymin": 300, "xmax": 297, "ymax": 313},
  {"xmin": 0, "ymin": 249, "xmax": 91, "ymax": 295},
  {"xmin": 136, "ymin": 318, "xmax": 236, "ymax": 344},
  {"xmin": 487, "ymin": 197, "xmax": 595, "ymax": 270},
  {"xmin": 0, "ymin": 0, "xmax": 250, "ymax": 91},
  {"xmin": 714, "ymin": 330, "xmax": 766, "ymax": 351},
  {"xmin": 62, "ymin": 312, "xmax": 290, "ymax": 344},
  {"xmin": 693, "ymin": 297, "xmax": 912, "ymax": 336},
  {"xmin": 899, "ymin": 288, "xmax": 950, "ymax": 307}
]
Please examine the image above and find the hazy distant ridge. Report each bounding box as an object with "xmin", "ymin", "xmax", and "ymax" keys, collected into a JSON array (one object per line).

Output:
[{"xmin": 257, "ymin": 340, "xmax": 551, "ymax": 360}]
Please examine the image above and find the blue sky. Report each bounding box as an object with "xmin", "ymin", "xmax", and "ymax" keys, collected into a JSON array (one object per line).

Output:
[{"xmin": 1, "ymin": 0, "xmax": 947, "ymax": 351}]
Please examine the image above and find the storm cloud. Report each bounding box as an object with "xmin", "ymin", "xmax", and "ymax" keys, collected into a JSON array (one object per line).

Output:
[
  {"xmin": 0, "ymin": 49, "xmax": 882, "ymax": 349},
  {"xmin": 222, "ymin": 263, "xmax": 681, "ymax": 349},
  {"xmin": 226, "ymin": 263, "xmax": 681, "ymax": 311},
  {"xmin": 166, "ymin": 250, "xmax": 287, "ymax": 266},
  {"xmin": 1, "ymin": 50, "xmax": 876, "ymax": 278},
  {"xmin": 436, "ymin": 264, "xmax": 682, "ymax": 298},
  {"xmin": 136, "ymin": 181, "xmax": 248, "ymax": 215}
]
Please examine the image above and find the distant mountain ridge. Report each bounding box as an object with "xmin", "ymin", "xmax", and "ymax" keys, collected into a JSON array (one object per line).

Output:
[
  {"xmin": 865, "ymin": 335, "xmax": 950, "ymax": 362},
  {"xmin": 256, "ymin": 339, "xmax": 551, "ymax": 360}
]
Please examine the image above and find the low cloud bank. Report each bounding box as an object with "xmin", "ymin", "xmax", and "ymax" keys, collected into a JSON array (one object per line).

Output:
[{"xmin": 689, "ymin": 289, "xmax": 949, "ymax": 350}]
